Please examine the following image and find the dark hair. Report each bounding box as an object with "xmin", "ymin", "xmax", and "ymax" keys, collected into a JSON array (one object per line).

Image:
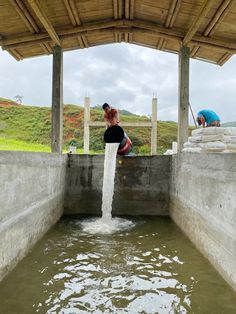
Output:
[
  {"xmin": 102, "ymin": 103, "xmax": 110, "ymax": 110},
  {"xmin": 197, "ymin": 117, "xmax": 202, "ymax": 126}
]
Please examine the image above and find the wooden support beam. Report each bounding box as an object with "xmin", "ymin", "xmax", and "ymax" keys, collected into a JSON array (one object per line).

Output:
[
  {"xmin": 82, "ymin": 35, "xmax": 89, "ymax": 48},
  {"xmin": 118, "ymin": 0, "xmax": 123, "ymax": 19},
  {"xmin": 113, "ymin": 0, "xmax": 118, "ymax": 19},
  {"xmin": 2, "ymin": 19, "xmax": 236, "ymax": 55},
  {"xmin": 51, "ymin": 45, "xmax": 63, "ymax": 153},
  {"xmin": 204, "ymin": 0, "xmax": 235, "ymax": 36},
  {"xmin": 178, "ymin": 46, "xmax": 190, "ymax": 152},
  {"xmin": 129, "ymin": 32, "xmax": 133, "ymax": 43},
  {"xmin": 124, "ymin": 32, "xmax": 129, "ymax": 42},
  {"xmin": 27, "ymin": 0, "xmax": 61, "ymax": 45},
  {"xmin": 130, "ymin": 0, "xmax": 135, "ymax": 19},
  {"xmin": 9, "ymin": 0, "xmax": 39, "ymax": 33},
  {"xmin": 63, "ymin": 0, "xmax": 77, "ymax": 26},
  {"xmin": 165, "ymin": 0, "xmax": 182, "ymax": 28},
  {"xmin": 125, "ymin": 0, "xmax": 130, "ymax": 19},
  {"xmin": 69, "ymin": 0, "xmax": 81, "ymax": 25},
  {"xmin": 191, "ymin": 0, "xmax": 235, "ymax": 59},
  {"xmin": 183, "ymin": 0, "xmax": 215, "ymax": 45},
  {"xmin": 7, "ymin": 49, "xmax": 23, "ymax": 61},
  {"xmin": 78, "ymin": 36, "xmax": 85, "ymax": 48},
  {"xmin": 190, "ymin": 45, "xmax": 200, "ymax": 57},
  {"xmin": 218, "ymin": 52, "xmax": 232, "ymax": 65}
]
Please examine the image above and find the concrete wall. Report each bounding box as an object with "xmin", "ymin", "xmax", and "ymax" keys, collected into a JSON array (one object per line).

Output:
[
  {"xmin": 0, "ymin": 151, "xmax": 67, "ymax": 281},
  {"xmin": 170, "ymin": 153, "xmax": 236, "ymax": 291},
  {"xmin": 64, "ymin": 155, "xmax": 171, "ymax": 216}
]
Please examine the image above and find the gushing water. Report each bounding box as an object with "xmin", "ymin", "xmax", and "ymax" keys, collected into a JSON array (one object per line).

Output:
[
  {"xmin": 101, "ymin": 143, "xmax": 119, "ymax": 220},
  {"xmin": 81, "ymin": 143, "xmax": 134, "ymax": 234}
]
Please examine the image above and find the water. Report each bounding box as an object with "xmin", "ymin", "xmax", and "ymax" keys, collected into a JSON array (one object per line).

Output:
[
  {"xmin": 81, "ymin": 143, "xmax": 134, "ymax": 235},
  {"xmin": 0, "ymin": 217, "xmax": 235, "ymax": 314}
]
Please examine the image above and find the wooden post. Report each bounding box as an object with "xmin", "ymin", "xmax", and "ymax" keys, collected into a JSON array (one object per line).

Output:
[
  {"xmin": 151, "ymin": 97, "xmax": 157, "ymax": 155},
  {"xmin": 83, "ymin": 96, "xmax": 90, "ymax": 154},
  {"xmin": 51, "ymin": 45, "xmax": 63, "ymax": 153},
  {"xmin": 178, "ymin": 46, "xmax": 190, "ymax": 152}
]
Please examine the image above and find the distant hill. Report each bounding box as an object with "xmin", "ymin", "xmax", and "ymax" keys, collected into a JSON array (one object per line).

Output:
[
  {"xmin": 0, "ymin": 97, "xmax": 178, "ymax": 154},
  {"xmin": 222, "ymin": 122, "xmax": 236, "ymax": 127}
]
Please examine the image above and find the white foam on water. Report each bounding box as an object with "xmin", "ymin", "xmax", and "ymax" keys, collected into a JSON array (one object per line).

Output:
[
  {"xmin": 81, "ymin": 143, "xmax": 135, "ymax": 234},
  {"xmin": 80, "ymin": 217, "xmax": 135, "ymax": 235}
]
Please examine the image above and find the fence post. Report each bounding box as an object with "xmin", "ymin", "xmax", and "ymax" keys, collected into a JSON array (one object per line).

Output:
[
  {"xmin": 83, "ymin": 96, "xmax": 90, "ymax": 154},
  {"xmin": 151, "ymin": 97, "xmax": 157, "ymax": 155}
]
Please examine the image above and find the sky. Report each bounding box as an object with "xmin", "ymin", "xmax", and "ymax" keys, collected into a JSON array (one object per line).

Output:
[{"xmin": 0, "ymin": 43, "xmax": 235, "ymax": 123}]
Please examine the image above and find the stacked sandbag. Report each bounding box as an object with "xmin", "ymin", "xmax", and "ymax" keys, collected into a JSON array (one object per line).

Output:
[
  {"xmin": 182, "ymin": 127, "xmax": 227, "ymax": 153},
  {"xmin": 222, "ymin": 127, "xmax": 236, "ymax": 153}
]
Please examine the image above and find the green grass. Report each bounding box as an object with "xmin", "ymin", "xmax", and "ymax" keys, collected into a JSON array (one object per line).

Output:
[
  {"xmin": 0, "ymin": 99, "xmax": 179, "ymax": 154},
  {"xmin": 0, "ymin": 137, "xmax": 51, "ymax": 152}
]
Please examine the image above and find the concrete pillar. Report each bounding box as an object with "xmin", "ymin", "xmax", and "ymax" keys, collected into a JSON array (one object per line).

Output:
[
  {"xmin": 178, "ymin": 46, "xmax": 190, "ymax": 152},
  {"xmin": 51, "ymin": 45, "xmax": 63, "ymax": 153},
  {"xmin": 83, "ymin": 96, "xmax": 90, "ymax": 154},
  {"xmin": 151, "ymin": 97, "xmax": 157, "ymax": 155}
]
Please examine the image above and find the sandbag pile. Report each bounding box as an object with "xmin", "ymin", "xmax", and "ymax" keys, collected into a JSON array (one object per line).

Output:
[{"xmin": 182, "ymin": 127, "xmax": 236, "ymax": 153}]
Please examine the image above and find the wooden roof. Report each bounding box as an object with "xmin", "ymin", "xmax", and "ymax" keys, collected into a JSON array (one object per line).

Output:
[{"xmin": 0, "ymin": 0, "xmax": 236, "ymax": 65}]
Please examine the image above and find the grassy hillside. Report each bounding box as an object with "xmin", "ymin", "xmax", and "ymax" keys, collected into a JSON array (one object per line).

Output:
[{"xmin": 0, "ymin": 97, "xmax": 178, "ymax": 154}]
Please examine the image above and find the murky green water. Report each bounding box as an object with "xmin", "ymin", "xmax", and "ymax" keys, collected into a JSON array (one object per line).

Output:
[{"xmin": 0, "ymin": 217, "xmax": 236, "ymax": 314}]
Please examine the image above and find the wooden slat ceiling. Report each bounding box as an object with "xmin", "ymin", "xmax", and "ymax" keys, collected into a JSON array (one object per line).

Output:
[{"xmin": 0, "ymin": 0, "xmax": 236, "ymax": 65}]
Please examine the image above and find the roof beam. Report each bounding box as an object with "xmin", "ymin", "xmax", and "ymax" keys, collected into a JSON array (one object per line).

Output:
[
  {"xmin": 204, "ymin": 0, "xmax": 235, "ymax": 36},
  {"xmin": 165, "ymin": 0, "xmax": 182, "ymax": 28},
  {"xmin": 63, "ymin": 0, "xmax": 89, "ymax": 48},
  {"xmin": 2, "ymin": 19, "xmax": 236, "ymax": 54},
  {"xmin": 218, "ymin": 52, "xmax": 232, "ymax": 65},
  {"xmin": 159, "ymin": 0, "xmax": 182, "ymax": 52},
  {"xmin": 9, "ymin": 0, "xmax": 53, "ymax": 55},
  {"xmin": 27, "ymin": 0, "xmax": 61, "ymax": 45},
  {"xmin": 130, "ymin": 0, "xmax": 135, "ymax": 19},
  {"xmin": 7, "ymin": 49, "xmax": 23, "ymax": 61},
  {"xmin": 9, "ymin": 0, "xmax": 39, "ymax": 33},
  {"xmin": 113, "ymin": 0, "xmax": 118, "ymax": 19},
  {"xmin": 118, "ymin": 0, "xmax": 123, "ymax": 19},
  {"xmin": 191, "ymin": 0, "xmax": 235, "ymax": 59},
  {"xmin": 183, "ymin": 0, "xmax": 215, "ymax": 45},
  {"xmin": 125, "ymin": 0, "xmax": 130, "ymax": 19}
]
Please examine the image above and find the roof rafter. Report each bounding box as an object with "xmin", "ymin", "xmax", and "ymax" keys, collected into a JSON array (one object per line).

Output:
[
  {"xmin": 157, "ymin": 0, "xmax": 181, "ymax": 51},
  {"xmin": 191, "ymin": 0, "xmax": 235, "ymax": 61},
  {"xmin": 218, "ymin": 52, "xmax": 232, "ymax": 65},
  {"xmin": 9, "ymin": 0, "xmax": 52, "ymax": 55},
  {"xmin": 63, "ymin": 0, "xmax": 89, "ymax": 49},
  {"xmin": 113, "ymin": 0, "xmax": 118, "ymax": 19},
  {"xmin": 125, "ymin": 0, "xmax": 130, "ymax": 19},
  {"xmin": 27, "ymin": 0, "xmax": 61, "ymax": 46},
  {"xmin": 130, "ymin": 0, "xmax": 135, "ymax": 19},
  {"xmin": 183, "ymin": 0, "xmax": 215, "ymax": 45}
]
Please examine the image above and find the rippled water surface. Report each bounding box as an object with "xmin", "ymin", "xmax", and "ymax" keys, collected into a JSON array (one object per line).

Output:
[{"xmin": 0, "ymin": 217, "xmax": 236, "ymax": 314}]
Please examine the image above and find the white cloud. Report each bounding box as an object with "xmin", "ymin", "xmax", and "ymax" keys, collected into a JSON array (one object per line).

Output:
[{"xmin": 0, "ymin": 44, "xmax": 236, "ymax": 123}]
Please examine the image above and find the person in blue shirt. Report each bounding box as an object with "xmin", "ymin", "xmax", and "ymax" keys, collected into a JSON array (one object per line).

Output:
[{"xmin": 196, "ymin": 109, "xmax": 220, "ymax": 128}]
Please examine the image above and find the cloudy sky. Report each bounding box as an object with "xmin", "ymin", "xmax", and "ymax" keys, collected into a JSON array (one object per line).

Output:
[{"xmin": 0, "ymin": 43, "xmax": 235, "ymax": 123}]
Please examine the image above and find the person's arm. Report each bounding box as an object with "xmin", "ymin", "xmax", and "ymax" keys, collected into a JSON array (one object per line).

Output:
[
  {"xmin": 200, "ymin": 116, "xmax": 206, "ymax": 128},
  {"xmin": 104, "ymin": 113, "xmax": 110, "ymax": 127}
]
